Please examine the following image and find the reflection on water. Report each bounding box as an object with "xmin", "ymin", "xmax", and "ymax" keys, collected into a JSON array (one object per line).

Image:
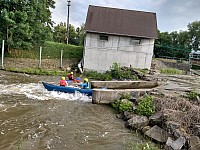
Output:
[{"xmin": 0, "ymin": 71, "xmax": 147, "ymax": 150}]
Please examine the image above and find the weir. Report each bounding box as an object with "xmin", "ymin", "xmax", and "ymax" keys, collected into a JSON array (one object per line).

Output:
[{"xmin": 91, "ymin": 81, "xmax": 158, "ymax": 104}]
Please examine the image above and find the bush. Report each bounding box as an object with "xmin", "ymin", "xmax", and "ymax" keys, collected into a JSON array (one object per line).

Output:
[
  {"xmin": 84, "ymin": 63, "xmax": 139, "ymax": 81},
  {"xmin": 111, "ymin": 99, "xmax": 133, "ymax": 113},
  {"xmin": 188, "ymin": 90, "xmax": 199, "ymax": 101},
  {"xmin": 109, "ymin": 63, "xmax": 138, "ymax": 80},
  {"xmin": 135, "ymin": 95, "xmax": 155, "ymax": 117}
]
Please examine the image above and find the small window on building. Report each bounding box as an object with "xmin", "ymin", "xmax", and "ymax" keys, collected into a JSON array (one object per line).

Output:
[
  {"xmin": 100, "ymin": 35, "xmax": 109, "ymax": 41},
  {"xmin": 130, "ymin": 38, "xmax": 141, "ymax": 45}
]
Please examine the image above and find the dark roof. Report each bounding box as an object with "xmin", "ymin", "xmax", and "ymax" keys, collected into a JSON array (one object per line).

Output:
[{"xmin": 85, "ymin": 5, "xmax": 158, "ymax": 39}]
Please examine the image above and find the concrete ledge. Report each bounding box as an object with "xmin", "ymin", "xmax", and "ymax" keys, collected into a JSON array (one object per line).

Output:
[
  {"xmin": 92, "ymin": 88, "xmax": 153, "ymax": 104},
  {"xmin": 91, "ymin": 81, "xmax": 158, "ymax": 89}
]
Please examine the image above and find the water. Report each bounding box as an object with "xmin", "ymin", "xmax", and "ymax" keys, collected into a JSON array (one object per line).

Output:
[{"xmin": 0, "ymin": 70, "xmax": 146, "ymax": 150}]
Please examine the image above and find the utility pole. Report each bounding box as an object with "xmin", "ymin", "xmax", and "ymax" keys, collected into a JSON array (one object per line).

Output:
[{"xmin": 66, "ymin": 0, "xmax": 71, "ymax": 44}]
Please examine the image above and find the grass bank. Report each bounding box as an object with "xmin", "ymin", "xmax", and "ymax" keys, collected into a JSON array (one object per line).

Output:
[{"xmin": 6, "ymin": 41, "xmax": 83, "ymax": 60}]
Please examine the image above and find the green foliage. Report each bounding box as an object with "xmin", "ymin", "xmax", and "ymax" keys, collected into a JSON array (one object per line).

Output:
[
  {"xmin": 119, "ymin": 93, "xmax": 132, "ymax": 100},
  {"xmin": 84, "ymin": 63, "xmax": 139, "ymax": 81},
  {"xmin": 188, "ymin": 90, "xmax": 199, "ymax": 100},
  {"xmin": 42, "ymin": 41, "xmax": 83, "ymax": 59},
  {"xmin": 83, "ymin": 71, "xmax": 113, "ymax": 81},
  {"xmin": 109, "ymin": 63, "xmax": 139, "ymax": 80},
  {"xmin": 188, "ymin": 21, "xmax": 200, "ymax": 50},
  {"xmin": 160, "ymin": 68, "xmax": 184, "ymax": 74},
  {"xmin": 6, "ymin": 41, "xmax": 83, "ymax": 60},
  {"xmin": 135, "ymin": 96, "xmax": 155, "ymax": 117},
  {"xmin": 53, "ymin": 23, "xmax": 85, "ymax": 46},
  {"xmin": 0, "ymin": 0, "xmax": 55, "ymax": 50},
  {"xmin": 111, "ymin": 93, "xmax": 134, "ymax": 113},
  {"xmin": 111, "ymin": 99, "xmax": 133, "ymax": 113},
  {"xmin": 125, "ymin": 142, "xmax": 159, "ymax": 150},
  {"xmin": 192, "ymin": 64, "xmax": 200, "ymax": 70}
]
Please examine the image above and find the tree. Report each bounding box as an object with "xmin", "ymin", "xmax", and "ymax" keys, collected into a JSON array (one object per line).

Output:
[
  {"xmin": 0, "ymin": 0, "xmax": 55, "ymax": 51},
  {"xmin": 53, "ymin": 22, "xmax": 67, "ymax": 43},
  {"xmin": 53, "ymin": 23, "xmax": 85, "ymax": 46},
  {"xmin": 188, "ymin": 21, "xmax": 200, "ymax": 50}
]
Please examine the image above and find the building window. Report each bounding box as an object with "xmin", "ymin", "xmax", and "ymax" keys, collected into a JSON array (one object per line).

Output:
[
  {"xmin": 100, "ymin": 35, "xmax": 109, "ymax": 41},
  {"xmin": 130, "ymin": 38, "xmax": 141, "ymax": 45}
]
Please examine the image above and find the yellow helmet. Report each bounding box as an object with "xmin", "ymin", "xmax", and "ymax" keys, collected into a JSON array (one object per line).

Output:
[
  {"xmin": 84, "ymin": 78, "xmax": 88, "ymax": 82},
  {"xmin": 70, "ymin": 72, "xmax": 73, "ymax": 75},
  {"xmin": 61, "ymin": 77, "xmax": 65, "ymax": 80}
]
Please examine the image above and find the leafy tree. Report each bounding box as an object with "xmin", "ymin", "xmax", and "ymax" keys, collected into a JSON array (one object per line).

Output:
[
  {"xmin": 188, "ymin": 21, "xmax": 200, "ymax": 50},
  {"xmin": 0, "ymin": 0, "xmax": 55, "ymax": 51},
  {"xmin": 53, "ymin": 23, "xmax": 85, "ymax": 46},
  {"xmin": 53, "ymin": 22, "xmax": 67, "ymax": 43}
]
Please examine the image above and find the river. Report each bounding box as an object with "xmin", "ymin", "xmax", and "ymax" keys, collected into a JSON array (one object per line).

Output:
[{"xmin": 0, "ymin": 70, "xmax": 148, "ymax": 150}]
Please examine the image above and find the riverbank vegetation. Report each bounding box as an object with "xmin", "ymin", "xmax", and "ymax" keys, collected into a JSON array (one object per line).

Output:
[
  {"xmin": 84, "ymin": 63, "xmax": 145, "ymax": 81},
  {"xmin": 110, "ymin": 89, "xmax": 200, "ymax": 149},
  {"xmin": 160, "ymin": 68, "xmax": 184, "ymax": 74},
  {"xmin": 6, "ymin": 41, "xmax": 83, "ymax": 60}
]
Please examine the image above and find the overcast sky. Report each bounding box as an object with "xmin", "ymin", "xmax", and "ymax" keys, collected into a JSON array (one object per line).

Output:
[{"xmin": 51, "ymin": 0, "xmax": 200, "ymax": 32}]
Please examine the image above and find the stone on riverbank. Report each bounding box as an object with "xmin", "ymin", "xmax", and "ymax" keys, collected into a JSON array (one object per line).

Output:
[
  {"xmin": 125, "ymin": 114, "xmax": 149, "ymax": 129},
  {"xmin": 145, "ymin": 125, "xmax": 170, "ymax": 143}
]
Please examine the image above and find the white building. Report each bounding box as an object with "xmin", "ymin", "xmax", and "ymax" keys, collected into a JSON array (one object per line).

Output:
[{"xmin": 83, "ymin": 5, "xmax": 158, "ymax": 72}]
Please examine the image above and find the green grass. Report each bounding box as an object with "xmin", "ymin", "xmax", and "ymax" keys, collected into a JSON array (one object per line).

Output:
[
  {"xmin": 160, "ymin": 68, "xmax": 184, "ymax": 74},
  {"xmin": 125, "ymin": 142, "xmax": 160, "ymax": 150},
  {"xmin": 6, "ymin": 41, "xmax": 83, "ymax": 60}
]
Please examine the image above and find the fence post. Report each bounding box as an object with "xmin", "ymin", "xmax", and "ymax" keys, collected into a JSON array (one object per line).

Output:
[
  {"xmin": 38, "ymin": 46, "xmax": 42, "ymax": 68},
  {"xmin": 1, "ymin": 40, "xmax": 4, "ymax": 69},
  {"xmin": 60, "ymin": 49, "xmax": 63, "ymax": 68}
]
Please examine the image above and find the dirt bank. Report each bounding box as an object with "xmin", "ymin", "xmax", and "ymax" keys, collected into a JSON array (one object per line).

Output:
[{"xmin": 3, "ymin": 58, "xmax": 80, "ymax": 70}]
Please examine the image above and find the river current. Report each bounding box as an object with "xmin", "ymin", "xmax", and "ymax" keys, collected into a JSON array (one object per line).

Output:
[{"xmin": 0, "ymin": 70, "xmax": 147, "ymax": 150}]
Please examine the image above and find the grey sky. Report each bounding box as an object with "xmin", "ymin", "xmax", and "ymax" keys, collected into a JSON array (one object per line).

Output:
[{"xmin": 51, "ymin": 0, "xmax": 200, "ymax": 32}]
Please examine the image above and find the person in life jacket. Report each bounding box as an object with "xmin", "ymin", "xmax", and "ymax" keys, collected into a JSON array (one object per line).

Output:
[
  {"xmin": 60, "ymin": 77, "xmax": 67, "ymax": 86},
  {"xmin": 68, "ymin": 72, "xmax": 80, "ymax": 83},
  {"xmin": 68, "ymin": 72, "xmax": 74, "ymax": 80},
  {"xmin": 79, "ymin": 78, "xmax": 90, "ymax": 89}
]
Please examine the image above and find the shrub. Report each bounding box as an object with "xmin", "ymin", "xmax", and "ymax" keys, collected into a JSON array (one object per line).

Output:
[
  {"xmin": 84, "ymin": 63, "xmax": 139, "ymax": 81},
  {"xmin": 119, "ymin": 93, "xmax": 132, "ymax": 100},
  {"xmin": 135, "ymin": 95, "xmax": 155, "ymax": 117},
  {"xmin": 111, "ymin": 99, "xmax": 133, "ymax": 113},
  {"xmin": 188, "ymin": 90, "xmax": 199, "ymax": 101}
]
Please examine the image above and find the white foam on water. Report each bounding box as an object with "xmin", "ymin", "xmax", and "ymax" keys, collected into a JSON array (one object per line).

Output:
[{"xmin": 0, "ymin": 83, "xmax": 92, "ymax": 102}]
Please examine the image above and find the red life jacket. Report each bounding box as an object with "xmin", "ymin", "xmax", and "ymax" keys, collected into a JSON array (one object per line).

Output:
[
  {"xmin": 60, "ymin": 80, "xmax": 66, "ymax": 86},
  {"xmin": 68, "ymin": 74, "xmax": 74, "ymax": 80}
]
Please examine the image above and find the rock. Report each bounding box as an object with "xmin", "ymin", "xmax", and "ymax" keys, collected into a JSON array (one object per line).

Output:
[
  {"xmin": 189, "ymin": 136, "xmax": 200, "ymax": 150},
  {"xmin": 191, "ymin": 124, "xmax": 200, "ymax": 137},
  {"xmin": 141, "ymin": 126, "xmax": 151, "ymax": 134},
  {"xmin": 149, "ymin": 112, "xmax": 163, "ymax": 127},
  {"xmin": 116, "ymin": 113, "xmax": 124, "ymax": 119},
  {"xmin": 173, "ymin": 129, "xmax": 186, "ymax": 139},
  {"xmin": 125, "ymin": 114, "xmax": 149, "ymax": 129},
  {"xmin": 145, "ymin": 125, "xmax": 170, "ymax": 143},
  {"xmin": 165, "ymin": 121, "xmax": 181, "ymax": 134},
  {"xmin": 166, "ymin": 137, "xmax": 186, "ymax": 150},
  {"xmin": 123, "ymin": 111, "xmax": 135, "ymax": 121}
]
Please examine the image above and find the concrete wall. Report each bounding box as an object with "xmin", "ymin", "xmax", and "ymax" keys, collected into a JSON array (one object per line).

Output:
[
  {"xmin": 83, "ymin": 33, "xmax": 155, "ymax": 72},
  {"xmin": 91, "ymin": 81, "xmax": 158, "ymax": 89},
  {"xmin": 92, "ymin": 89, "xmax": 153, "ymax": 104}
]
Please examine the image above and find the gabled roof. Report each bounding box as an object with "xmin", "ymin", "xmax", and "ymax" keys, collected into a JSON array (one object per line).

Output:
[{"xmin": 85, "ymin": 5, "xmax": 158, "ymax": 39}]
